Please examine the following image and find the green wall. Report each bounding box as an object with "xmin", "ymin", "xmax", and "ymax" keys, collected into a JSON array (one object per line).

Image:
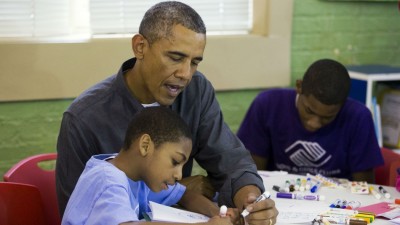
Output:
[
  {"xmin": 0, "ymin": 90, "xmax": 260, "ymax": 178},
  {"xmin": 0, "ymin": 100, "xmax": 71, "ymax": 176},
  {"xmin": 291, "ymin": 0, "xmax": 400, "ymax": 85}
]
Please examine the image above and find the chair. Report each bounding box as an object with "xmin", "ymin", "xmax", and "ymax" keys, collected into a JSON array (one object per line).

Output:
[
  {"xmin": 375, "ymin": 147, "xmax": 400, "ymax": 186},
  {"xmin": 3, "ymin": 153, "xmax": 61, "ymax": 225},
  {"xmin": 0, "ymin": 182, "xmax": 46, "ymax": 225}
]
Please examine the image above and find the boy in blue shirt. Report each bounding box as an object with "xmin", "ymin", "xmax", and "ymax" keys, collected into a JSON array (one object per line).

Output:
[{"xmin": 62, "ymin": 107, "xmax": 238, "ymax": 225}]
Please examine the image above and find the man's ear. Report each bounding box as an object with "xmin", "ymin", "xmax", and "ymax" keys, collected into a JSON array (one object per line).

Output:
[
  {"xmin": 139, "ymin": 134, "xmax": 153, "ymax": 156},
  {"xmin": 131, "ymin": 34, "xmax": 146, "ymax": 60},
  {"xmin": 295, "ymin": 80, "xmax": 303, "ymax": 94}
]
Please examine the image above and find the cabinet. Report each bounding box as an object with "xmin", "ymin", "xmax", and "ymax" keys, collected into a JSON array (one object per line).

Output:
[
  {"xmin": 347, "ymin": 65, "xmax": 400, "ymax": 149},
  {"xmin": 347, "ymin": 65, "xmax": 400, "ymax": 110}
]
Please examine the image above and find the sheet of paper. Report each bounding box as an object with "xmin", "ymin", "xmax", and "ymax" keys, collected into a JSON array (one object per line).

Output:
[
  {"xmin": 258, "ymin": 170, "xmax": 289, "ymax": 177},
  {"xmin": 358, "ymin": 202, "xmax": 395, "ymax": 215},
  {"xmin": 275, "ymin": 199, "xmax": 329, "ymax": 224},
  {"xmin": 149, "ymin": 201, "xmax": 209, "ymax": 223},
  {"xmin": 389, "ymin": 216, "xmax": 400, "ymax": 224}
]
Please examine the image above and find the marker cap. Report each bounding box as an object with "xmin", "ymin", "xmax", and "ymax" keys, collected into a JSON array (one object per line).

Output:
[{"xmin": 219, "ymin": 205, "xmax": 227, "ymax": 217}]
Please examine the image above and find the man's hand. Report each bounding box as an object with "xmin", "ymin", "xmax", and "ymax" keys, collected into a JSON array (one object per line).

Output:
[
  {"xmin": 179, "ymin": 175, "xmax": 216, "ymax": 200},
  {"xmin": 234, "ymin": 185, "xmax": 278, "ymax": 225}
]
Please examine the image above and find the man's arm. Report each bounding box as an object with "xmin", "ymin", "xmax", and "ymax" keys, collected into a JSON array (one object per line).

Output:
[
  {"xmin": 175, "ymin": 74, "xmax": 265, "ymax": 207},
  {"xmin": 56, "ymin": 113, "xmax": 94, "ymax": 216}
]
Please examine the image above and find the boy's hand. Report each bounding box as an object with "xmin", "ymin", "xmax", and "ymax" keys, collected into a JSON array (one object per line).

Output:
[{"xmin": 226, "ymin": 208, "xmax": 242, "ymax": 225}]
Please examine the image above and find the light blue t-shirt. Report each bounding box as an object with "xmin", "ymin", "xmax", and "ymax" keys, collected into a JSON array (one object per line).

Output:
[{"xmin": 62, "ymin": 154, "xmax": 186, "ymax": 225}]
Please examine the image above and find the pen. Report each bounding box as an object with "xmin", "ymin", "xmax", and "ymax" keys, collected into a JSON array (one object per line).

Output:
[
  {"xmin": 276, "ymin": 192, "xmax": 325, "ymax": 201},
  {"xmin": 310, "ymin": 181, "xmax": 322, "ymax": 193},
  {"xmin": 219, "ymin": 205, "xmax": 227, "ymax": 217},
  {"xmin": 241, "ymin": 191, "xmax": 271, "ymax": 217},
  {"xmin": 369, "ymin": 186, "xmax": 381, "ymax": 199},
  {"xmin": 378, "ymin": 186, "xmax": 391, "ymax": 199}
]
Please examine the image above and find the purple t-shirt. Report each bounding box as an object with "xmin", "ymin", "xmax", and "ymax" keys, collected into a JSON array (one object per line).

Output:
[{"xmin": 237, "ymin": 88, "xmax": 384, "ymax": 179}]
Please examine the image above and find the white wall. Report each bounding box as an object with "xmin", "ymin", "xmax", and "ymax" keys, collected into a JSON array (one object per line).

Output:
[{"xmin": 0, "ymin": 0, "xmax": 292, "ymax": 101}]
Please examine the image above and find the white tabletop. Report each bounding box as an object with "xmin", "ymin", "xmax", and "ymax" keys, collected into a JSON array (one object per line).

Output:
[{"xmin": 259, "ymin": 171, "xmax": 400, "ymax": 224}]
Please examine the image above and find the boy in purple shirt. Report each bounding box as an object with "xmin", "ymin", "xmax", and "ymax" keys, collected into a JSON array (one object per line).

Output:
[{"xmin": 238, "ymin": 59, "xmax": 383, "ymax": 183}]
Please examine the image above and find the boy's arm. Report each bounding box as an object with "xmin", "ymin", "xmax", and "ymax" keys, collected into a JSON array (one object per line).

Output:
[
  {"xmin": 118, "ymin": 191, "xmax": 235, "ymax": 225},
  {"xmin": 120, "ymin": 191, "xmax": 234, "ymax": 225}
]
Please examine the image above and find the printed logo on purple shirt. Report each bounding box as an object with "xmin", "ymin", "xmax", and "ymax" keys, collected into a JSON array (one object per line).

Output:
[{"xmin": 285, "ymin": 141, "xmax": 332, "ymax": 167}]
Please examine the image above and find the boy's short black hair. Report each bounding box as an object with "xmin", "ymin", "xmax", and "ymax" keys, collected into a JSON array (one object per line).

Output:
[
  {"xmin": 123, "ymin": 107, "xmax": 192, "ymax": 150},
  {"xmin": 139, "ymin": 1, "xmax": 206, "ymax": 45},
  {"xmin": 301, "ymin": 58, "xmax": 350, "ymax": 105}
]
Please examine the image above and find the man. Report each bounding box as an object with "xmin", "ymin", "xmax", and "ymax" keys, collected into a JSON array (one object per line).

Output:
[
  {"xmin": 56, "ymin": 1, "xmax": 277, "ymax": 224},
  {"xmin": 238, "ymin": 59, "xmax": 383, "ymax": 183}
]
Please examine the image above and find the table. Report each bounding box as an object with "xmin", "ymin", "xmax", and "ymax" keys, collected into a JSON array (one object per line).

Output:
[{"xmin": 259, "ymin": 171, "xmax": 400, "ymax": 224}]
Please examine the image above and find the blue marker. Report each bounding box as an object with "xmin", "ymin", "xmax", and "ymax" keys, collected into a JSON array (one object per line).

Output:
[{"xmin": 310, "ymin": 181, "xmax": 321, "ymax": 193}]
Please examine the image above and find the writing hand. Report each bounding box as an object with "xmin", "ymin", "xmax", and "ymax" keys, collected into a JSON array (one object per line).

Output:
[{"xmin": 234, "ymin": 186, "xmax": 278, "ymax": 225}]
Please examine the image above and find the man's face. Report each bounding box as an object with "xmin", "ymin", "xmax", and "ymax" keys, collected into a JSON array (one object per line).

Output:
[
  {"xmin": 296, "ymin": 93, "xmax": 341, "ymax": 132},
  {"xmin": 138, "ymin": 24, "xmax": 206, "ymax": 106}
]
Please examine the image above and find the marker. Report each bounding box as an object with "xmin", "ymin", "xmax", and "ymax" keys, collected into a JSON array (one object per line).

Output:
[
  {"xmin": 368, "ymin": 186, "xmax": 381, "ymax": 200},
  {"xmin": 378, "ymin": 186, "xmax": 391, "ymax": 199},
  {"xmin": 310, "ymin": 181, "xmax": 322, "ymax": 193},
  {"xmin": 330, "ymin": 199, "xmax": 341, "ymax": 208},
  {"xmin": 347, "ymin": 218, "xmax": 368, "ymax": 225},
  {"xmin": 300, "ymin": 178, "xmax": 306, "ymax": 192},
  {"xmin": 321, "ymin": 215, "xmax": 347, "ymax": 224},
  {"xmin": 276, "ymin": 192, "xmax": 325, "ymax": 201},
  {"xmin": 272, "ymin": 185, "xmax": 287, "ymax": 193},
  {"xmin": 347, "ymin": 201, "xmax": 361, "ymax": 210},
  {"xmin": 341, "ymin": 200, "xmax": 348, "ymax": 209},
  {"xmin": 289, "ymin": 179, "xmax": 295, "ymax": 192},
  {"xmin": 284, "ymin": 180, "xmax": 290, "ymax": 193},
  {"xmin": 295, "ymin": 178, "xmax": 301, "ymax": 191},
  {"xmin": 241, "ymin": 191, "xmax": 271, "ymax": 217},
  {"xmin": 335, "ymin": 199, "xmax": 342, "ymax": 208},
  {"xmin": 219, "ymin": 205, "xmax": 227, "ymax": 217},
  {"xmin": 327, "ymin": 208, "xmax": 359, "ymax": 216},
  {"xmin": 305, "ymin": 177, "xmax": 312, "ymax": 190}
]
